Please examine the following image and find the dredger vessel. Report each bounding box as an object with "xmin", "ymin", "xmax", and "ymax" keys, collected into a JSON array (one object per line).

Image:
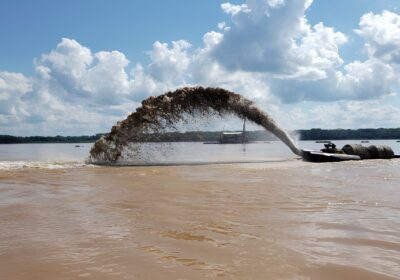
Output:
[{"xmin": 301, "ymin": 143, "xmax": 400, "ymax": 162}]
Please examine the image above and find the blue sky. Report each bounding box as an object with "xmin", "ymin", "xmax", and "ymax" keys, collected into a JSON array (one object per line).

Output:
[
  {"xmin": 1, "ymin": 0, "xmax": 400, "ymax": 135},
  {"xmin": 1, "ymin": 0, "xmax": 398, "ymax": 73},
  {"xmin": 0, "ymin": 1, "xmax": 227, "ymax": 74}
]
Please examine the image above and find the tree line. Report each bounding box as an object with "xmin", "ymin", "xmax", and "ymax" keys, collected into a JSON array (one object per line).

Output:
[
  {"xmin": 298, "ymin": 128, "xmax": 400, "ymax": 140},
  {"xmin": 1, "ymin": 128, "xmax": 400, "ymax": 144},
  {"xmin": 0, "ymin": 134, "xmax": 103, "ymax": 144}
]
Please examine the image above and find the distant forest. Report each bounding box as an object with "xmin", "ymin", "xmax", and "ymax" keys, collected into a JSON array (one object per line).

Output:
[
  {"xmin": 1, "ymin": 128, "xmax": 400, "ymax": 144},
  {"xmin": 298, "ymin": 128, "xmax": 400, "ymax": 140},
  {"xmin": 0, "ymin": 134, "xmax": 103, "ymax": 144}
]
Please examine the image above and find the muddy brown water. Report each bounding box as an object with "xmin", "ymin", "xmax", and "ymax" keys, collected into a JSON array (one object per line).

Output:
[{"xmin": 1, "ymin": 152, "xmax": 399, "ymax": 279}]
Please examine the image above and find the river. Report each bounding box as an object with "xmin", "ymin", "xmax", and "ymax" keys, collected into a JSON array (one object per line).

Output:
[{"xmin": 0, "ymin": 141, "xmax": 399, "ymax": 279}]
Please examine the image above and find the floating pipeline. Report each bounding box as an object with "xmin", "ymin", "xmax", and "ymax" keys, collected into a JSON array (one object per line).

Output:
[
  {"xmin": 301, "ymin": 143, "xmax": 400, "ymax": 162},
  {"xmin": 88, "ymin": 86, "xmax": 301, "ymax": 164}
]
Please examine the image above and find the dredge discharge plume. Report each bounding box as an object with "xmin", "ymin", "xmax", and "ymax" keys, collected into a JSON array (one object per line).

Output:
[{"xmin": 89, "ymin": 87, "xmax": 301, "ymax": 164}]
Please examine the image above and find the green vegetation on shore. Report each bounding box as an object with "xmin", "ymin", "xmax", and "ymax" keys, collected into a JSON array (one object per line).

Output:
[
  {"xmin": 1, "ymin": 128, "xmax": 400, "ymax": 144},
  {"xmin": 298, "ymin": 128, "xmax": 400, "ymax": 140},
  {"xmin": 0, "ymin": 134, "xmax": 103, "ymax": 144}
]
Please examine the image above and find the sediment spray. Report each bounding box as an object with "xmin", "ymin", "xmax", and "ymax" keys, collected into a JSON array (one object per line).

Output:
[{"xmin": 89, "ymin": 87, "xmax": 300, "ymax": 164}]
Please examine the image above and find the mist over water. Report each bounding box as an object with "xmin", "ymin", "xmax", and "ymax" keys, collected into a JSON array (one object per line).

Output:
[{"xmin": 89, "ymin": 87, "xmax": 300, "ymax": 164}]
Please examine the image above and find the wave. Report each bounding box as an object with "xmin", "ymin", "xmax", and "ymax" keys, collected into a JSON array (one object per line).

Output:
[
  {"xmin": 93, "ymin": 158, "xmax": 293, "ymax": 167},
  {"xmin": 0, "ymin": 160, "xmax": 92, "ymax": 170}
]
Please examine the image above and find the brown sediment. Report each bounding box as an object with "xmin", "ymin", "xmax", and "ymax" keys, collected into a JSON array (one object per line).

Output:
[
  {"xmin": 1, "ymin": 161, "xmax": 400, "ymax": 279},
  {"xmin": 89, "ymin": 86, "xmax": 300, "ymax": 164}
]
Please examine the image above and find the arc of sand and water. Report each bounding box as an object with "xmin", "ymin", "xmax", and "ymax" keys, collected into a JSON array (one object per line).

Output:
[{"xmin": 89, "ymin": 87, "xmax": 301, "ymax": 164}]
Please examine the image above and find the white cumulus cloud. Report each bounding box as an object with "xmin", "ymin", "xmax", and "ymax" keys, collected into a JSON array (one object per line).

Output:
[
  {"xmin": 221, "ymin": 3, "xmax": 250, "ymax": 15},
  {"xmin": 0, "ymin": 71, "xmax": 32, "ymax": 124},
  {"xmin": 213, "ymin": 0, "xmax": 347, "ymax": 81},
  {"xmin": 356, "ymin": 10, "xmax": 400, "ymax": 64},
  {"xmin": 148, "ymin": 40, "xmax": 192, "ymax": 84}
]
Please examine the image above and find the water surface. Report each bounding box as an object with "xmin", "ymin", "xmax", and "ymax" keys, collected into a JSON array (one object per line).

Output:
[{"xmin": 0, "ymin": 141, "xmax": 399, "ymax": 279}]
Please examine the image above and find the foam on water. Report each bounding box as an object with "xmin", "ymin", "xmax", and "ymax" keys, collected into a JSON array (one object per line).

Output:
[{"xmin": 0, "ymin": 160, "xmax": 91, "ymax": 170}]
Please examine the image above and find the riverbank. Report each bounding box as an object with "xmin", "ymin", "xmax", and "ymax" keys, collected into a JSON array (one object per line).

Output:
[{"xmin": 1, "ymin": 128, "xmax": 400, "ymax": 144}]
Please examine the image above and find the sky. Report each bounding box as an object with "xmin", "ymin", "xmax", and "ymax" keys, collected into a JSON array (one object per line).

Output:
[{"xmin": 1, "ymin": 0, "xmax": 400, "ymax": 136}]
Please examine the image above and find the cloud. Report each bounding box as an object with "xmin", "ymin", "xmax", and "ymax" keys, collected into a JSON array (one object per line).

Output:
[
  {"xmin": 355, "ymin": 10, "xmax": 400, "ymax": 64},
  {"xmin": 0, "ymin": 39, "xmax": 137, "ymax": 135},
  {"xmin": 0, "ymin": 71, "xmax": 32, "ymax": 118},
  {"xmin": 148, "ymin": 40, "xmax": 192, "ymax": 84},
  {"xmin": 208, "ymin": 1, "xmax": 399, "ymax": 104},
  {"xmin": 281, "ymin": 99, "xmax": 400, "ymax": 129},
  {"xmin": 212, "ymin": 0, "xmax": 347, "ymax": 79},
  {"xmin": 271, "ymin": 58, "xmax": 396, "ymax": 103},
  {"xmin": 221, "ymin": 3, "xmax": 250, "ymax": 15},
  {"xmin": 82, "ymin": 50, "xmax": 131, "ymax": 105},
  {"xmin": 266, "ymin": 0, "xmax": 286, "ymax": 9},
  {"xmin": 37, "ymin": 38, "xmax": 92, "ymax": 95},
  {"xmin": 35, "ymin": 38, "xmax": 133, "ymax": 105}
]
